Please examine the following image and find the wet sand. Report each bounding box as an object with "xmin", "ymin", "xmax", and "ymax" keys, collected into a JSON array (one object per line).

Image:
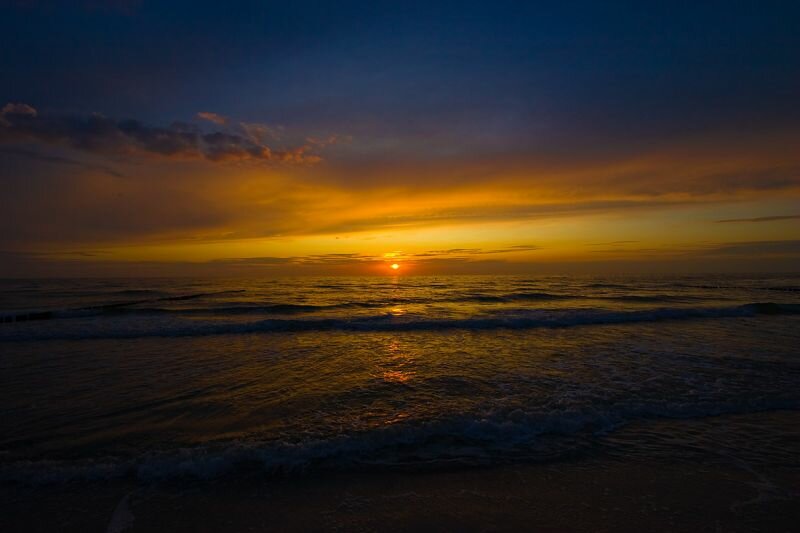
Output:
[{"xmin": 3, "ymin": 412, "xmax": 798, "ymax": 532}]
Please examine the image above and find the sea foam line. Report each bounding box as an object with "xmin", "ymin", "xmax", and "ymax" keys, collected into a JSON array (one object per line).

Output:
[{"xmin": 1, "ymin": 397, "xmax": 798, "ymax": 485}]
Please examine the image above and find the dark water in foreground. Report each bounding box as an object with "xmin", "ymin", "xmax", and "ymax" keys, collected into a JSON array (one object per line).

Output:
[{"xmin": 1, "ymin": 275, "xmax": 798, "ymax": 484}]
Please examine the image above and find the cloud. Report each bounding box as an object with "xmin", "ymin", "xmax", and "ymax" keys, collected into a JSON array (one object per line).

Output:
[
  {"xmin": 588, "ymin": 241, "xmax": 641, "ymax": 246},
  {"xmin": 209, "ymin": 246, "xmax": 542, "ymax": 268},
  {"xmin": 315, "ymin": 198, "xmax": 693, "ymax": 236},
  {"xmin": 0, "ymin": 147, "xmax": 125, "ymax": 177},
  {"xmin": 0, "ymin": 103, "xmax": 36, "ymax": 125},
  {"xmin": 0, "ymin": 103, "xmax": 321, "ymax": 164},
  {"xmin": 409, "ymin": 245, "xmax": 541, "ymax": 258},
  {"xmin": 587, "ymin": 240, "xmax": 800, "ymax": 258},
  {"xmin": 716, "ymin": 215, "xmax": 800, "ymax": 223},
  {"xmin": 3, "ymin": 239, "xmax": 797, "ymax": 278},
  {"xmin": 196, "ymin": 112, "xmax": 228, "ymax": 126},
  {"xmin": 306, "ymin": 135, "xmax": 341, "ymax": 147},
  {"xmin": 700, "ymin": 240, "xmax": 800, "ymax": 257},
  {"xmin": 211, "ymin": 256, "xmax": 295, "ymax": 266},
  {"xmin": 240, "ymin": 122, "xmax": 282, "ymax": 144},
  {"xmin": 2, "ymin": 249, "xmax": 112, "ymax": 258},
  {"xmin": 211, "ymin": 253, "xmax": 377, "ymax": 267}
]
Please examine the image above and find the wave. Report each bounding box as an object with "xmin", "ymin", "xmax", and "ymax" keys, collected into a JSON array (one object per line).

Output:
[
  {"xmin": 113, "ymin": 301, "xmax": 380, "ymax": 316},
  {"xmin": 106, "ymin": 289, "xmax": 170, "ymax": 297},
  {"xmin": 1, "ymin": 291, "xmax": 709, "ymax": 324},
  {"xmin": 669, "ymin": 283, "xmax": 800, "ymax": 292},
  {"xmin": 2, "ymin": 398, "xmax": 797, "ymax": 485},
  {"xmin": 455, "ymin": 292, "xmax": 573, "ymax": 303},
  {"xmin": 0, "ymin": 290, "xmax": 247, "ymax": 323},
  {"xmin": 2, "ymin": 302, "xmax": 798, "ymax": 341},
  {"xmin": 103, "ymin": 291, "xmax": 579, "ymax": 313},
  {"xmin": 584, "ymin": 282, "xmax": 630, "ymax": 289}
]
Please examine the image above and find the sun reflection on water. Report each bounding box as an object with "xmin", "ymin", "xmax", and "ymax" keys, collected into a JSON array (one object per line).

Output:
[{"xmin": 378, "ymin": 338, "xmax": 417, "ymax": 385}]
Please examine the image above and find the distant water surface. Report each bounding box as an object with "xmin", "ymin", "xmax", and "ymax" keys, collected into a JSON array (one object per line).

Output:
[{"xmin": 1, "ymin": 275, "xmax": 798, "ymax": 483}]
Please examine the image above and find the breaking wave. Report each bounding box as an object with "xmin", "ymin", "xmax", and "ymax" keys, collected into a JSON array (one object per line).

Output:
[{"xmin": 2, "ymin": 397, "xmax": 797, "ymax": 485}]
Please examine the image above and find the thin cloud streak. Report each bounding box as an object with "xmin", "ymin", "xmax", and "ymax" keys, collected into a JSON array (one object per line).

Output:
[
  {"xmin": 0, "ymin": 147, "xmax": 125, "ymax": 177},
  {"xmin": 716, "ymin": 215, "xmax": 800, "ymax": 223},
  {"xmin": 587, "ymin": 240, "xmax": 800, "ymax": 258}
]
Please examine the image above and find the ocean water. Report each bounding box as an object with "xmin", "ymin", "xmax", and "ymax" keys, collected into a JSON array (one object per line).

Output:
[{"xmin": 1, "ymin": 275, "xmax": 798, "ymax": 484}]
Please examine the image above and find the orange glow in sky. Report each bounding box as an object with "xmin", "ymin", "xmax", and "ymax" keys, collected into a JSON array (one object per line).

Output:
[
  {"xmin": 1, "ymin": 104, "xmax": 799, "ymax": 277},
  {"xmin": 1, "ymin": 3, "xmax": 800, "ymax": 278}
]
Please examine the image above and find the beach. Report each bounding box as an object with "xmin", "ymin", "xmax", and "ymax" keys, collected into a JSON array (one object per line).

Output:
[{"xmin": 4, "ymin": 412, "xmax": 799, "ymax": 532}]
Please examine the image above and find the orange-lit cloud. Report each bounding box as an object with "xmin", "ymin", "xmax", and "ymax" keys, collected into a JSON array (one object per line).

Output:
[
  {"xmin": 717, "ymin": 215, "xmax": 800, "ymax": 224},
  {"xmin": 196, "ymin": 111, "xmax": 228, "ymax": 125},
  {"xmin": 197, "ymin": 111, "xmax": 228, "ymax": 126}
]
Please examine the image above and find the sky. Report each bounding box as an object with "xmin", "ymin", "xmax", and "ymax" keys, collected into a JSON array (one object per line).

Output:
[{"xmin": 1, "ymin": 0, "xmax": 798, "ymax": 276}]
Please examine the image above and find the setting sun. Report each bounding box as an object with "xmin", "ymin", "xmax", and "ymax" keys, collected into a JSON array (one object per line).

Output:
[{"xmin": 390, "ymin": 263, "xmax": 400, "ymax": 270}]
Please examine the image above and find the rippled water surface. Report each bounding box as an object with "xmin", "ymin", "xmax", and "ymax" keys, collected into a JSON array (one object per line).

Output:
[{"xmin": 1, "ymin": 275, "xmax": 798, "ymax": 483}]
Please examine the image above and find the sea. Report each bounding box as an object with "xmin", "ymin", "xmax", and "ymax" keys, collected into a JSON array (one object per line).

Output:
[{"xmin": 1, "ymin": 274, "xmax": 798, "ymax": 485}]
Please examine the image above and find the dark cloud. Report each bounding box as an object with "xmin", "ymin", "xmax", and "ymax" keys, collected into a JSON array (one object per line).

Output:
[
  {"xmin": 0, "ymin": 103, "xmax": 321, "ymax": 164},
  {"xmin": 211, "ymin": 253, "xmax": 376, "ymax": 268},
  {"xmin": 211, "ymin": 256, "xmax": 295, "ymax": 266},
  {"xmin": 717, "ymin": 215, "xmax": 800, "ymax": 223},
  {"xmin": 588, "ymin": 241, "xmax": 641, "ymax": 246},
  {"xmin": 0, "ymin": 249, "xmax": 111, "ymax": 258},
  {"xmin": 589, "ymin": 248, "xmax": 671, "ymax": 255}
]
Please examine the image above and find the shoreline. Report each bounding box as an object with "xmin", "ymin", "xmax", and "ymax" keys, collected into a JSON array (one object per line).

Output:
[
  {"xmin": 4, "ymin": 455, "xmax": 797, "ymax": 532},
  {"xmin": 3, "ymin": 411, "xmax": 798, "ymax": 532}
]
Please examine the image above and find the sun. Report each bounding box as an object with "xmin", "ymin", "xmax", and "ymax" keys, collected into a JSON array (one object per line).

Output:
[{"xmin": 390, "ymin": 263, "xmax": 400, "ymax": 270}]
